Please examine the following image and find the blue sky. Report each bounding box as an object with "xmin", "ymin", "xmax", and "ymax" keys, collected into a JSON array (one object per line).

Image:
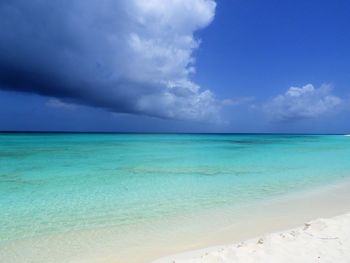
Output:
[{"xmin": 0, "ymin": 0, "xmax": 349, "ymax": 133}]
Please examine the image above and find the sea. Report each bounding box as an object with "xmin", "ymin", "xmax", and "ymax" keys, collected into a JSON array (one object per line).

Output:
[{"xmin": 1, "ymin": 133, "xmax": 350, "ymax": 262}]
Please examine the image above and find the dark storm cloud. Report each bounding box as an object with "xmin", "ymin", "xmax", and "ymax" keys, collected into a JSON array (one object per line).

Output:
[{"xmin": 0, "ymin": 0, "xmax": 220, "ymax": 121}]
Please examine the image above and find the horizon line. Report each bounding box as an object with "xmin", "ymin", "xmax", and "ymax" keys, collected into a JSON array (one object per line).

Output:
[{"xmin": 0, "ymin": 131, "xmax": 346, "ymax": 135}]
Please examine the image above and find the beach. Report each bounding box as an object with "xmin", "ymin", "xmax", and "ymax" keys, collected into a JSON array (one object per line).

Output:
[
  {"xmin": 150, "ymin": 178, "xmax": 350, "ymax": 263},
  {"xmin": 2, "ymin": 177, "xmax": 350, "ymax": 263},
  {"xmin": 152, "ymin": 212, "xmax": 350, "ymax": 263}
]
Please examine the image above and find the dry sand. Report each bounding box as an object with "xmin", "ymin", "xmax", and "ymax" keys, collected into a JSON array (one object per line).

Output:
[{"xmin": 152, "ymin": 212, "xmax": 350, "ymax": 263}]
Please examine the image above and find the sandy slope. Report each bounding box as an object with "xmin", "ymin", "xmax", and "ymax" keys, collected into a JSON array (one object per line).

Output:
[{"xmin": 152, "ymin": 213, "xmax": 350, "ymax": 263}]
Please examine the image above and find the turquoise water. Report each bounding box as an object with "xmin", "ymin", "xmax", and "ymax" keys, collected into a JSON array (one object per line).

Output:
[{"xmin": 1, "ymin": 134, "xmax": 350, "ymax": 247}]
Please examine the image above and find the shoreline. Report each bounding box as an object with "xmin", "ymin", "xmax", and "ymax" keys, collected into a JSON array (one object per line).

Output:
[
  {"xmin": 1, "ymin": 179, "xmax": 350, "ymax": 263},
  {"xmin": 152, "ymin": 212, "xmax": 350, "ymax": 263},
  {"xmin": 150, "ymin": 179, "xmax": 350, "ymax": 263}
]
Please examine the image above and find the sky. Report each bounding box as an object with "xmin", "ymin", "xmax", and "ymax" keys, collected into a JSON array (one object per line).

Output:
[{"xmin": 0, "ymin": 0, "xmax": 349, "ymax": 133}]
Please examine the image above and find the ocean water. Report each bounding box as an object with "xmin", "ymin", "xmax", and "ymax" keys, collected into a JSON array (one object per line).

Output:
[{"xmin": 1, "ymin": 133, "xmax": 350, "ymax": 262}]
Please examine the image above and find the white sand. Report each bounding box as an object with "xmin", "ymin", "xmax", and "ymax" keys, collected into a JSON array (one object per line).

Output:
[{"xmin": 152, "ymin": 212, "xmax": 350, "ymax": 263}]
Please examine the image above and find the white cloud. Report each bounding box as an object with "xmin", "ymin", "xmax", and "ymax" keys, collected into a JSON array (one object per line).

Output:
[
  {"xmin": 264, "ymin": 84, "xmax": 343, "ymax": 121},
  {"xmin": 124, "ymin": 0, "xmax": 218, "ymax": 121}
]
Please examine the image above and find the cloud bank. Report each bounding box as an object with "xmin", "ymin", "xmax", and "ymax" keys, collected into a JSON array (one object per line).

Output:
[
  {"xmin": 0, "ymin": 0, "xmax": 219, "ymax": 121},
  {"xmin": 264, "ymin": 84, "xmax": 343, "ymax": 121}
]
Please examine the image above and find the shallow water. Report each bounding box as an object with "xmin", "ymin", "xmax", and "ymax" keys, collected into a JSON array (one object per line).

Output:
[{"xmin": 1, "ymin": 134, "xmax": 350, "ymax": 262}]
